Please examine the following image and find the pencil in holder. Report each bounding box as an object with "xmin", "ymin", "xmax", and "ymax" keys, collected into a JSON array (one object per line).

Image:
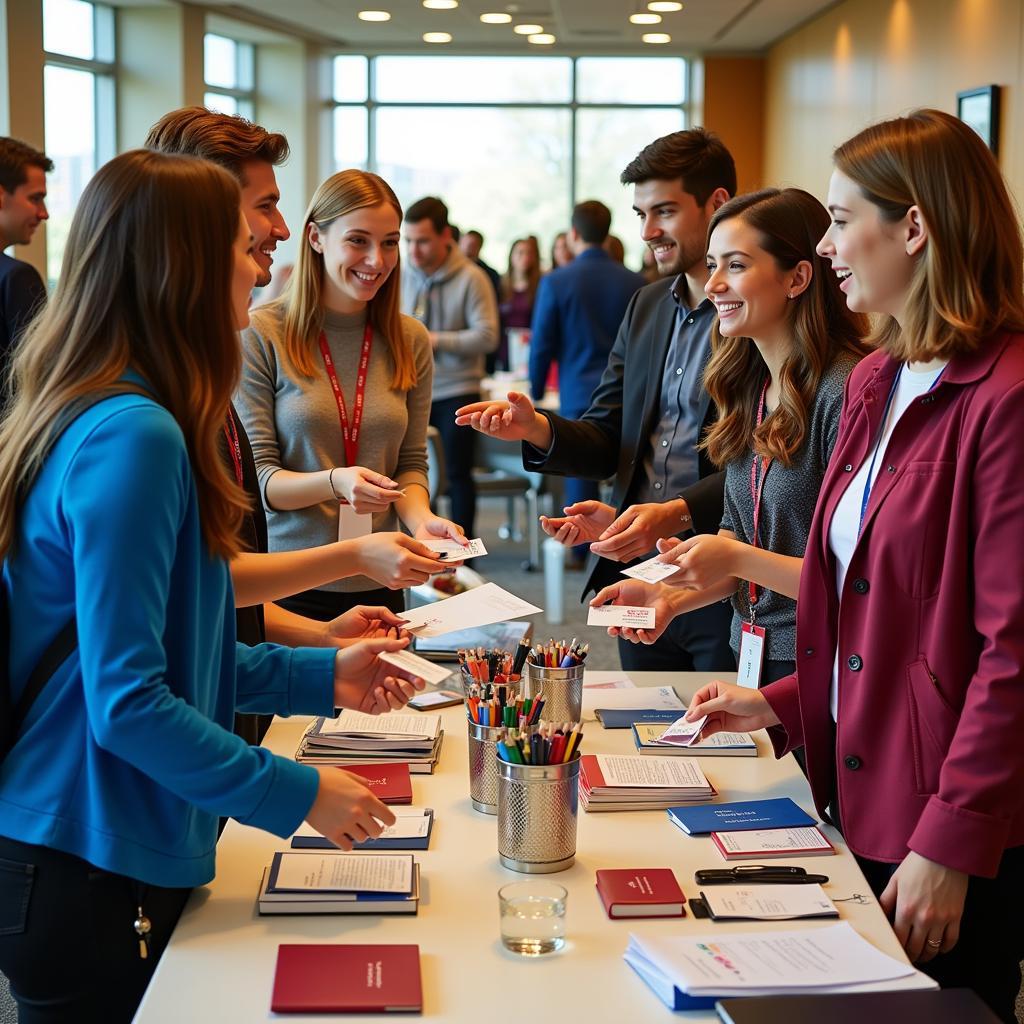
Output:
[
  {"xmin": 496, "ymin": 754, "xmax": 580, "ymax": 874},
  {"xmin": 467, "ymin": 719, "xmax": 504, "ymax": 814},
  {"xmin": 523, "ymin": 661, "xmax": 584, "ymax": 725}
]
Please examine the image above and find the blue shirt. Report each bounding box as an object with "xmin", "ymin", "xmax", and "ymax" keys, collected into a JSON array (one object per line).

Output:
[
  {"xmin": 0, "ymin": 394, "xmax": 335, "ymax": 887},
  {"xmin": 637, "ymin": 285, "xmax": 716, "ymax": 503}
]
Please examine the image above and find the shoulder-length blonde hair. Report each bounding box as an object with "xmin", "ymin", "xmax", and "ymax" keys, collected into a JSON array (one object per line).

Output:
[
  {"xmin": 834, "ymin": 108, "xmax": 1024, "ymax": 360},
  {"xmin": 273, "ymin": 169, "xmax": 416, "ymax": 389},
  {"xmin": 701, "ymin": 188, "xmax": 871, "ymax": 468},
  {"xmin": 0, "ymin": 149, "xmax": 247, "ymax": 560}
]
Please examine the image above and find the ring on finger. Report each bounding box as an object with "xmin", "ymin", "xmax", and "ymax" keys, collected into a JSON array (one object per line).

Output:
[{"xmin": 925, "ymin": 938, "xmax": 942, "ymax": 949}]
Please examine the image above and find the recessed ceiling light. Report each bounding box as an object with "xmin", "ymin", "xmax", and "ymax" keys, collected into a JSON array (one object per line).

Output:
[
  {"xmin": 528, "ymin": 33, "xmax": 556, "ymax": 44},
  {"xmin": 648, "ymin": 1, "xmax": 683, "ymax": 10},
  {"xmin": 480, "ymin": 12, "xmax": 512, "ymax": 23},
  {"xmin": 358, "ymin": 9, "xmax": 391, "ymax": 20},
  {"xmin": 423, "ymin": 0, "xmax": 458, "ymax": 9},
  {"xmin": 642, "ymin": 32, "xmax": 671, "ymax": 43},
  {"xmin": 630, "ymin": 12, "xmax": 661, "ymax": 23},
  {"xmin": 423, "ymin": 31, "xmax": 453, "ymax": 42},
  {"xmin": 513, "ymin": 23, "xmax": 543, "ymax": 34}
]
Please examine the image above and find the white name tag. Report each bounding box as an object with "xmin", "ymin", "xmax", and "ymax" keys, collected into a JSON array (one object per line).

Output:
[
  {"xmin": 338, "ymin": 502, "xmax": 373, "ymax": 541},
  {"xmin": 736, "ymin": 622, "xmax": 766, "ymax": 689}
]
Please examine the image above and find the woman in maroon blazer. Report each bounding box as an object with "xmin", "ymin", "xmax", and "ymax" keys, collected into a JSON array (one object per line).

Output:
[{"xmin": 685, "ymin": 109, "xmax": 1024, "ymax": 1022}]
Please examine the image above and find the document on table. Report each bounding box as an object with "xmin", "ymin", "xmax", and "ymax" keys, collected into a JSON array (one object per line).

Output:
[
  {"xmin": 318, "ymin": 710, "xmax": 440, "ymax": 739},
  {"xmin": 584, "ymin": 684, "xmax": 684, "ymax": 717},
  {"xmin": 596, "ymin": 754, "xmax": 710, "ymax": 789},
  {"xmin": 271, "ymin": 853, "xmax": 413, "ymax": 894},
  {"xmin": 621, "ymin": 555, "xmax": 682, "ymax": 583},
  {"xmin": 399, "ymin": 582, "xmax": 541, "ymax": 638},
  {"xmin": 377, "ymin": 649, "xmax": 454, "ymax": 685},
  {"xmin": 626, "ymin": 922, "xmax": 918, "ymax": 996},
  {"xmin": 582, "ymin": 672, "xmax": 636, "ymax": 690},
  {"xmin": 293, "ymin": 811, "xmax": 431, "ymax": 842},
  {"xmin": 587, "ymin": 604, "xmax": 656, "ymax": 629},
  {"xmin": 421, "ymin": 537, "xmax": 488, "ymax": 560},
  {"xmin": 698, "ymin": 884, "xmax": 838, "ymax": 921}
]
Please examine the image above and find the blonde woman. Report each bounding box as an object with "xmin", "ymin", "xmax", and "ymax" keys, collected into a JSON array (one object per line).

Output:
[{"xmin": 235, "ymin": 171, "xmax": 464, "ymax": 621}]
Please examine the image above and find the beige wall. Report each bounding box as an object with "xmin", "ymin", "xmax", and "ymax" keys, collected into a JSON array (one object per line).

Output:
[
  {"xmin": 764, "ymin": 0, "xmax": 1024, "ymax": 205},
  {"xmin": 703, "ymin": 56, "xmax": 766, "ymax": 195}
]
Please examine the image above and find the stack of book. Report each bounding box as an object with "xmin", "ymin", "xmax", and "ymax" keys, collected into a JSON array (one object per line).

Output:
[
  {"xmin": 580, "ymin": 754, "xmax": 715, "ymax": 812},
  {"xmin": 295, "ymin": 710, "xmax": 443, "ymax": 774},
  {"xmin": 258, "ymin": 851, "xmax": 420, "ymax": 915}
]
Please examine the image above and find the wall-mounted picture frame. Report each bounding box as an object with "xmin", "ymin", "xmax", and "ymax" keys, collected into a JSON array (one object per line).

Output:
[{"xmin": 957, "ymin": 85, "xmax": 1001, "ymax": 156}]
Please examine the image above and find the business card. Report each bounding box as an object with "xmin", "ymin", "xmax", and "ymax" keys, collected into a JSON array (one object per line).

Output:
[
  {"xmin": 621, "ymin": 555, "xmax": 681, "ymax": 583},
  {"xmin": 378, "ymin": 649, "xmax": 456, "ymax": 685},
  {"xmin": 587, "ymin": 605, "xmax": 657, "ymax": 629},
  {"xmin": 422, "ymin": 537, "xmax": 488, "ymax": 560}
]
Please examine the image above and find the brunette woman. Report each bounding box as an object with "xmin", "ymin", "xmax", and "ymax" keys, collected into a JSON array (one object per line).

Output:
[{"xmin": 497, "ymin": 235, "xmax": 542, "ymax": 371}]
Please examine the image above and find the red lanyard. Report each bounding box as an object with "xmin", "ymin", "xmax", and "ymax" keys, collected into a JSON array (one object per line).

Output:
[
  {"xmin": 223, "ymin": 407, "xmax": 243, "ymax": 486},
  {"xmin": 318, "ymin": 323, "xmax": 373, "ymax": 467},
  {"xmin": 748, "ymin": 379, "xmax": 772, "ymax": 608}
]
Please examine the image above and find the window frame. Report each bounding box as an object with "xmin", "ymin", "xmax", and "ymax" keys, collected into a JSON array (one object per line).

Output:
[{"xmin": 203, "ymin": 32, "xmax": 257, "ymax": 120}]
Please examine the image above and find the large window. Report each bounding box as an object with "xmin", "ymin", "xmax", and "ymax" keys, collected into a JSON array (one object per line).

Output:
[
  {"xmin": 332, "ymin": 55, "xmax": 688, "ymax": 272},
  {"xmin": 42, "ymin": 0, "xmax": 116, "ymax": 285},
  {"xmin": 204, "ymin": 33, "xmax": 255, "ymax": 119}
]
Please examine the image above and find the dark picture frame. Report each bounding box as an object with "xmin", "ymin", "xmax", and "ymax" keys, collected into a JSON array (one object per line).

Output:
[{"xmin": 957, "ymin": 85, "xmax": 1001, "ymax": 156}]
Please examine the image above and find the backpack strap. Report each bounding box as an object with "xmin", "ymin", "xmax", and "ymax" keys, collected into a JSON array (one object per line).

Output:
[{"xmin": 9, "ymin": 617, "xmax": 77, "ymax": 735}]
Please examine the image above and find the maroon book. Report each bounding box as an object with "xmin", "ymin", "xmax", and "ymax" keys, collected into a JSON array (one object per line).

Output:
[
  {"xmin": 271, "ymin": 944, "xmax": 422, "ymax": 1014},
  {"xmin": 337, "ymin": 763, "xmax": 413, "ymax": 805},
  {"xmin": 595, "ymin": 868, "xmax": 687, "ymax": 919}
]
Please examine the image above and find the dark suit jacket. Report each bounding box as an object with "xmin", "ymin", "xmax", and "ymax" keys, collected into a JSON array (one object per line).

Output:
[
  {"xmin": 527, "ymin": 248, "xmax": 645, "ymax": 416},
  {"xmin": 0, "ymin": 253, "xmax": 46, "ymax": 389},
  {"xmin": 764, "ymin": 334, "xmax": 1024, "ymax": 877},
  {"xmin": 522, "ymin": 276, "xmax": 724, "ymax": 598}
]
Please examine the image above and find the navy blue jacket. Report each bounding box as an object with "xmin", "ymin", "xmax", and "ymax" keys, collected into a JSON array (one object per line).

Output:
[{"xmin": 528, "ymin": 248, "xmax": 645, "ymax": 416}]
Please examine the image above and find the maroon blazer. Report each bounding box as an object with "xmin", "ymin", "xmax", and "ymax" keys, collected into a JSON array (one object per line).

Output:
[{"xmin": 763, "ymin": 331, "xmax": 1024, "ymax": 878}]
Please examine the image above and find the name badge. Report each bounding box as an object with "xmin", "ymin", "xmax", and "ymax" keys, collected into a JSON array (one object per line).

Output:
[
  {"xmin": 736, "ymin": 622, "xmax": 766, "ymax": 690},
  {"xmin": 338, "ymin": 502, "xmax": 373, "ymax": 541}
]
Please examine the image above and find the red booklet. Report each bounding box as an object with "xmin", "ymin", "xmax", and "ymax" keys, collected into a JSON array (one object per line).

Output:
[
  {"xmin": 271, "ymin": 944, "xmax": 422, "ymax": 1014},
  {"xmin": 337, "ymin": 763, "xmax": 413, "ymax": 805},
  {"xmin": 595, "ymin": 868, "xmax": 687, "ymax": 918}
]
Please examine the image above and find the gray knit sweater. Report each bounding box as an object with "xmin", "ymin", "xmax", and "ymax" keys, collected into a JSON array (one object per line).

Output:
[
  {"xmin": 235, "ymin": 305, "xmax": 433, "ymax": 593},
  {"xmin": 720, "ymin": 352, "xmax": 859, "ymax": 660}
]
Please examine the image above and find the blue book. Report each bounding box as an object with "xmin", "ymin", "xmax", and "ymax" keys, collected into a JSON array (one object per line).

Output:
[
  {"xmin": 624, "ymin": 949, "xmax": 717, "ymax": 1011},
  {"xmin": 596, "ymin": 708, "xmax": 683, "ymax": 729},
  {"xmin": 291, "ymin": 810, "xmax": 434, "ymax": 851},
  {"xmin": 667, "ymin": 798, "xmax": 816, "ymax": 836}
]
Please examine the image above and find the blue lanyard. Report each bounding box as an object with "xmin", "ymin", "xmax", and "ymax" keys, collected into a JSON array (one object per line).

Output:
[{"xmin": 857, "ymin": 363, "xmax": 945, "ymax": 537}]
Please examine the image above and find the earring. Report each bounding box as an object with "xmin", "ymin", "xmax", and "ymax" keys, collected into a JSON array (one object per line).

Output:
[{"xmin": 788, "ymin": 292, "xmax": 795, "ymax": 299}]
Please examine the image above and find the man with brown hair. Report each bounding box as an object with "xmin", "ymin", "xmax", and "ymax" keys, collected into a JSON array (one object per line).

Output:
[{"xmin": 0, "ymin": 137, "xmax": 52, "ymax": 384}]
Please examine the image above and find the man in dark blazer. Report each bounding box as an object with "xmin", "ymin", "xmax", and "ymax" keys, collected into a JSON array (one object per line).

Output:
[{"xmin": 456, "ymin": 128, "xmax": 737, "ymax": 672}]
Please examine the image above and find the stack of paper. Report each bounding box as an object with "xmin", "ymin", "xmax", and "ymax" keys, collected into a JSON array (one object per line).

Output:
[
  {"xmin": 632, "ymin": 723, "xmax": 757, "ymax": 757},
  {"xmin": 580, "ymin": 754, "xmax": 715, "ymax": 812},
  {"xmin": 296, "ymin": 710, "xmax": 443, "ymax": 774},
  {"xmin": 258, "ymin": 852, "xmax": 420, "ymax": 915},
  {"xmin": 587, "ymin": 685, "xmax": 685, "ymax": 726},
  {"xmin": 624, "ymin": 922, "xmax": 937, "ymax": 1011},
  {"xmin": 290, "ymin": 809, "xmax": 434, "ymax": 852}
]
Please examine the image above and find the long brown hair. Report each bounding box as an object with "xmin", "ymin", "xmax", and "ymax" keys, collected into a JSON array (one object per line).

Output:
[
  {"xmin": 273, "ymin": 169, "xmax": 416, "ymax": 389},
  {"xmin": 701, "ymin": 188, "xmax": 870, "ymax": 468},
  {"xmin": 0, "ymin": 149, "xmax": 248, "ymax": 560},
  {"xmin": 501, "ymin": 236, "xmax": 541, "ymax": 305},
  {"xmin": 834, "ymin": 108, "xmax": 1024, "ymax": 360}
]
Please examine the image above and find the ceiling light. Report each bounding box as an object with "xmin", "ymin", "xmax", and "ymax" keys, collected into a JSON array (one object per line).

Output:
[
  {"xmin": 528, "ymin": 33, "xmax": 556, "ymax": 44},
  {"xmin": 648, "ymin": 1, "xmax": 683, "ymax": 10},
  {"xmin": 630, "ymin": 12, "xmax": 661, "ymax": 23},
  {"xmin": 358, "ymin": 10, "xmax": 391, "ymax": 20},
  {"xmin": 513, "ymin": 23, "xmax": 544, "ymax": 34},
  {"xmin": 423, "ymin": 0, "xmax": 458, "ymax": 9},
  {"xmin": 642, "ymin": 32, "xmax": 671, "ymax": 43},
  {"xmin": 480, "ymin": 12, "xmax": 512, "ymax": 23},
  {"xmin": 423, "ymin": 31, "xmax": 453, "ymax": 42}
]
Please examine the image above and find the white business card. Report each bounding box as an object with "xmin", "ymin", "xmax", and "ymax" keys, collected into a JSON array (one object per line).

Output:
[
  {"xmin": 621, "ymin": 555, "xmax": 681, "ymax": 583},
  {"xmin": 422, "ymin": 537, "xmax": 488, "ymax": 560},
  {"xmin": 587, "ymin": 604, "xmax": 656, "ymax": 629},
  {"xmin": 378, "ymin": 649, "xmax": 455, "ymax": 685},
  {"xmin": 656, "ymin": 713, "xmax": 708, "ymax": 746}
]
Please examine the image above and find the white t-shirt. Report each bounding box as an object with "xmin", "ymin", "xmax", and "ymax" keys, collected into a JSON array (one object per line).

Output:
[{"xmin": 827, "ymin": 361, "xmax": 947, "ymax": 719}]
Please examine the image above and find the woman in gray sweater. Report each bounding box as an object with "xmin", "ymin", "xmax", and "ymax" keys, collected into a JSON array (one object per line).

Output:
[
  {"xmin": 236, "ymin": 170, "xmax": 464, "ymax": 620},
  {"xmin": 590, "ymin": 189, "xmax": 869, "ymax": 687}
]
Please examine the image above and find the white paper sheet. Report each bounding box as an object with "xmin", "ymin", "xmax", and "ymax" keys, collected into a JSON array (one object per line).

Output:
[
  {"xmin": 271, "ymin": 853, "xmax": 413, "ymax": 893},
  {"xmin": 621, "ymin": 555, "xmax": 682, "ymax": 583},
  {"xmin": 377, "ymin": 649, "xmax": 454, "ymax": 685},
  {"xmin": 318, "ymin": 710, "xmax": 440, "ymax": 739},
  {"xmin": 587, "ymin": 604, "xmax": 656, "ymax": 629},
  {"xmin": 399, "ymin": 582, "xmax": 541, "ymax": 637},
  {"xmin": 715, "ymin": 826, "xmax": 833, "ymax": 855},
  {"xmin": 595, "ymin": 754, "xmax": 710, "ymax": 789},
  {"xmin": 584, "ymin": 685, "xmax": 684, "ymax": 715},
  {"xmin": 293, "ymin": 811, "xmax": 431, "ymax": 842},
  {"xmin": 699, "ymin": 884, "xmax": 837, "ymax": 921},
  {"xmin": 421, "ymin": 537, "xmax": 488, "ymax": 560}
]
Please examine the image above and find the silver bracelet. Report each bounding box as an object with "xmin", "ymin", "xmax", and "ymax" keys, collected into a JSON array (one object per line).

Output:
[{"xmin": 328, "ymin": 467, "xmax": 343, "ymax": 501}]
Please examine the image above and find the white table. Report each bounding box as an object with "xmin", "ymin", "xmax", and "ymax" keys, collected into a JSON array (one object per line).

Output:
[{"xmin": 133, "ymin": 672, "xmax": 918, "ymax": 1023}]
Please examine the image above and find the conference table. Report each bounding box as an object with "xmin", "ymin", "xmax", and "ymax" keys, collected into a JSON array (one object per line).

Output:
[{"xmin": 133, "ymin": 672, "xmax": 922, "ymax": 1023}]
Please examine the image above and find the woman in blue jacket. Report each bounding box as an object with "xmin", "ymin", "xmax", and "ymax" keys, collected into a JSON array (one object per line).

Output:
[{"xmin": 0, "ymin": 149, "xmax": 423, "ymax": 1023}]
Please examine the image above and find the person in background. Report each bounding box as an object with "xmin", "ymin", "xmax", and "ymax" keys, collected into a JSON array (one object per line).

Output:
[
  {"xmin": 0, "ymin": 149, "xmax": 424, "ymax": 1024},
  {"xmin": 685, "ymin": 110, "xmax": 1024, "ymax": 1022},
  {"xmin": 459, "ymin": 228, "xmax": 502, "ymax": 301},
  {"xmin": 498, "ymin": 235, "xmax": 541, "ymax": 372},
  {"xmin": 0, "ymin": 137, "xmax": 51, "ymax": 390},
  {"xmin": 236, "ymin": 171, "xmax": 462, "ymax": 624},
  {"xmin": 603, "ymin": 234, "xmax": 626, "ymax": 264},
  {"xmin": 550, "ymin": 230, "xmax": 573, "ymax": 270},
  {"xmin": 527, "ymin": 200, "xmax": 646, "ymax": 568},
  {"xmin": 456, "ymin": 129, "xmax": 737, "ymax": 673},
  {"xmin": 401, "ymin": 196, "xmax": 499, "ymax": 537},
  {"xmin": 591, "ymin": 188, "xmax": 869, "ymax": 692}
]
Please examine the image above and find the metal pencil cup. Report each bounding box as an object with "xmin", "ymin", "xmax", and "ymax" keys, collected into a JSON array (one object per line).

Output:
[
  {"xmin": 497, "ymin": 754, "xmax": 580, "ymax": 873},
  {"xmin": 523, "ymin": 662, "xmax": 584, "ymax": 724},
  {"xmin": 467, "ymin": 719, "xmax": 503, "ymax": 814}
]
